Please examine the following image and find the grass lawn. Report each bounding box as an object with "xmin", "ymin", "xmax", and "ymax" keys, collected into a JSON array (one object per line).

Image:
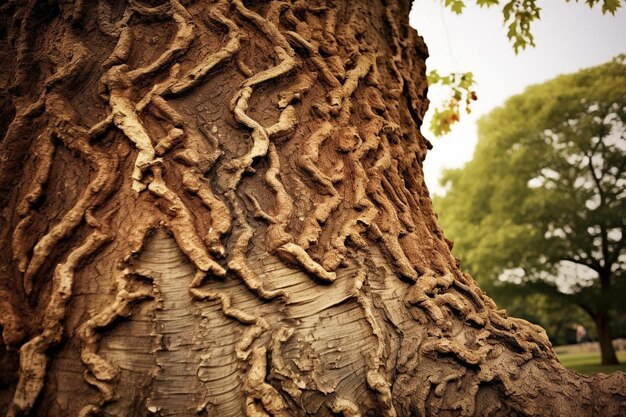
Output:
[{"xmin": 558, "ymin": 350, "xmax": 626, "ymax": 375}]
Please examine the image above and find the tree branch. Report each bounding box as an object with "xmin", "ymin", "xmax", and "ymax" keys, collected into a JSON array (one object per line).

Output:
[{"xmin": 560, "ymin": 256, "xmax": 603, "ymax": 274}]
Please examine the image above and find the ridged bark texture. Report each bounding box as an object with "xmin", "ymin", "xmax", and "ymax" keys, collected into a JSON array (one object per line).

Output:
[{"xmin": 0, "ymin": 0, "xmax": 624, "ymax": 416}]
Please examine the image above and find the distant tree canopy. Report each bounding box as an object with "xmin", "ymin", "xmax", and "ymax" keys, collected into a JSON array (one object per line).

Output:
[
  {"xmin": 428, "ymin": 0, "xmax": 625, "ymax": 136},
  {"xmin": 434, "ymin": 56, "xmax": 626, "ymax": 362}
]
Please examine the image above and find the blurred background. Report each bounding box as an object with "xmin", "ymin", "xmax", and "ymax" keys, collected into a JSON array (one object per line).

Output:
[{"xmin": 410, "ymin": 1, "xmax": 626, "ymax": 374}]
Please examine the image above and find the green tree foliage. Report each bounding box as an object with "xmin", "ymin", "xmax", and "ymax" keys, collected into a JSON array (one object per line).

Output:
[
  {"xmin": 429, "ymin": 0, "xmax": 624, "ymax": 136},
  {"xmin": 498, "ymin": 290, "xmax": 595, "ymax": 345},
  {"xmin": 434, "ymin": 57, "xmax": 626, "ymax": 360}
]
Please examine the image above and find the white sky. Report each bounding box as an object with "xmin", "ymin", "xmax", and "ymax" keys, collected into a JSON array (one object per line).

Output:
[{"xmin": 409, "ymin": 1, "xmax": 626, "ymax": 196}]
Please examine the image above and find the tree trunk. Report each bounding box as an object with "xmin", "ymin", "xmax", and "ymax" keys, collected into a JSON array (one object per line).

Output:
[
  {"xmin": 595, "ymin": 310, "xmax": 619, "ymax": 366},
  {"xmin": 0, "ymin": 1, "xmax": 624, "ymax": 416}
]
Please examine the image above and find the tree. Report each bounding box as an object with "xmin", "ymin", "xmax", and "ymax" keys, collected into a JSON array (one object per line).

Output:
[
  {"xmin": 435, "ymin": 57, "xmax": 626, "ymax": 365},
  {"xmin": 487, "ymin": 286, "xmax": 598, "ymax": 346},
  {"xmin": 0, "ymin": 1, "xmax": 625, "ymax": 416}
]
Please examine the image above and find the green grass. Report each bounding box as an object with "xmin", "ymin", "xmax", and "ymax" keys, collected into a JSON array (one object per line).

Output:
[{"xmin": 558, "ymin": 350, "xmax": 626, "ymax": 375}]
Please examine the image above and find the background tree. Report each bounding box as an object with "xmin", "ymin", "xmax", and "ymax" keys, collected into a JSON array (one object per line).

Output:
[
  {"xmin": 435, "ymin": 57, "xmax": 626, "ymax": 365},
  {"xmin": 0, "ymin": 1, "xmax": 625, "ymax": 417},
  {"xmin": 489, "ymin": 287, "xmax": 598, "ymax": 346}
]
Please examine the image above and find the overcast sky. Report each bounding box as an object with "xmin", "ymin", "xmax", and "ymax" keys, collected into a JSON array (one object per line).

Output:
[{"xmin": 409, "ymin": 1, "xmax": 626, "ymax": 195}]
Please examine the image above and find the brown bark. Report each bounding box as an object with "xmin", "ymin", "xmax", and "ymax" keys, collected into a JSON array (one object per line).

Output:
[
  {"xmin": 0, "ymin": 0, "xmax": 624, "ymax": 416},
  {"xmin": 595, "ymin": 268, "xmax": 620, "ymax": 366},
  {"xmin": 595, "ymin": 310, "xmax": 619, "ymax": 366}
]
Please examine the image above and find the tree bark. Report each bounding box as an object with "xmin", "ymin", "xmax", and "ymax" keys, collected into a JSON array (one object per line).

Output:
[
  {"xmin": 577, "ymin": 300, "xmax": 620, "ymax": 366},
  {"xmin": 0, "ymin": 1, "xmax": 624, "ymax": 416},
  {"xmin": 595, "ymin": 310, "xmax": 619, "ymax": 366},
  {"xmin": 595, "ymin": 268, "xmax": 620, "ymax": 366}
]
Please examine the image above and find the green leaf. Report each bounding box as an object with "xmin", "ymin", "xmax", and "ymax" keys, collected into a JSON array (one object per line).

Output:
[
  {"xmin": 569, "ymin": 0, "xmax": 622, "ymax": 14},
  {"xmin": 476, "ymin": 0, "xmax": 500, "ymax": 6},
  {"xmin": 444, "ymin": 0, "xmax": 466, "ymax": 14},
  {"xmin": 427, "ymin": 70, "xmax": 441, "ymax": 84},
  {"xmin": 602, "ymin": 0, "xmax": 621, "ymax": 13}
]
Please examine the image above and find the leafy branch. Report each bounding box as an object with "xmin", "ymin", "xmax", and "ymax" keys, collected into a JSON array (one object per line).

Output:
[
  {"xmin": 443, "ymin": 0, "xmax": 621, "ymax": 53},
  {"xmin": 429, "ymin": 0, "xmax": 623, "ymax": 136},
  {"xmin": 427, "ymin": 70, "xmax": 477, "ymax": 136}
]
